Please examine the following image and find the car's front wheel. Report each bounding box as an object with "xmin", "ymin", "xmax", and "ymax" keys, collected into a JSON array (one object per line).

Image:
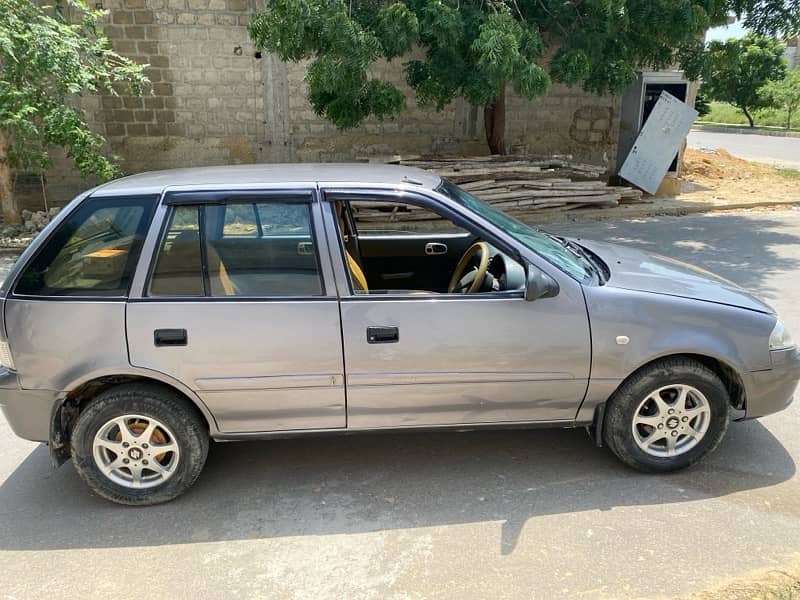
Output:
[
  {"xmin": 71, "ymin": 383, "xmax": 209, "ymax": 505},
  {"xmin": 603, "ymin": 357, "xmax": 730, "ymax": 472}
]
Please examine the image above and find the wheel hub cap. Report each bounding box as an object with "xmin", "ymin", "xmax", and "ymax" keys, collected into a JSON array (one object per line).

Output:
[
  {"xmin": 92, "ymin": 415, "xmax": 180, "ymax": 489},
  {"xmin": 631, "ymin": 384, "xmax": 712, "ymax": 458}
]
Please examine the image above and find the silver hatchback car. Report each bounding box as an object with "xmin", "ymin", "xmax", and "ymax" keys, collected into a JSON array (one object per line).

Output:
[{"xmin": 1, "ymin": 164, "xmax": 798, "ymax": 505}]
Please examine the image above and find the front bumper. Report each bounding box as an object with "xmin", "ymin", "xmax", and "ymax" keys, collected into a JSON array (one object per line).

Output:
[
  {"xmin": 742, "ymin": 348, "xmax": 800, "ymax": 419},
  {"xmin": 0, "ymin": 368, "xmax": 58, "ymax": 442}
]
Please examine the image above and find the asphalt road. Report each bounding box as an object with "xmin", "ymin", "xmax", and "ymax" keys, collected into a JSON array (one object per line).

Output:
[
  {"xmin": 2, "ymin": 209, "xmax": 800, "ymax": 599},
  {"xmin": 688, "ymin": 129, "xmax": 800, "ymax": 170}
]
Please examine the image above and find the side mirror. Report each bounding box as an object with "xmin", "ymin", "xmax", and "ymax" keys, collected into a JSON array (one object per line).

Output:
[{"xmin": 525, "ymin": 265, "xmax": 559, "ymax": 301}]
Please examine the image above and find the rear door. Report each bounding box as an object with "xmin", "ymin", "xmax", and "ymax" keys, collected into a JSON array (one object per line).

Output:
[{"xmin": 126, "ymin": 189, "xmax": 346, "ymax": 433}]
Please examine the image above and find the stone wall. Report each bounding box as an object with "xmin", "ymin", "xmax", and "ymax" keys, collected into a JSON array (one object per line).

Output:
[{"xmin": 18, "ymin": 0, "xmax": 621, "ymax": 211}]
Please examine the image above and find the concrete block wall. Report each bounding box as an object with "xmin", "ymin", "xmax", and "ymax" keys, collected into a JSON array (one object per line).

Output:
[{"xmin": 18, "ymin": 0, "xmax": 621, "ymax": 211}]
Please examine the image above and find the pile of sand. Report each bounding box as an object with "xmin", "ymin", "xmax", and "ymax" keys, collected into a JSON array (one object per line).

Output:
[
  {"xmin": 679, "ymin": 147, "xmax": 799, "ymax": 204},
  {"xmin": 682, "ymin": 148, "xmax": 767, "ymax": 181}
]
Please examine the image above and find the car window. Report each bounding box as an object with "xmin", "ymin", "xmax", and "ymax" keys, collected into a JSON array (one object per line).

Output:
[
  {"xmin": 256, "ymin": 203, "xmax": 310, "ymax": 236},
  {"xmin": 438, "ymin": 180, "xmax": 593, "ymax": 283},
  {"xmin": 148, "ymin": 200, "xmax": 323, "ymax": 297},
  {"xmin": 149, "ymin": 206, "xmax": 204, "ymax": 296},
  {"xmin": 336, "ymin": 198, "xmax": 525, "ymax": 296},
  {"xmin": 222, "ymin": 204, "xmax": 258, "ymax": 237},
  {"xmin": 15, "ymin": 196, "xmax": 157, "ymax": 297},
  {"xmin": 349, "ymin": 200, "xmax": 465, "ymax": 234}
]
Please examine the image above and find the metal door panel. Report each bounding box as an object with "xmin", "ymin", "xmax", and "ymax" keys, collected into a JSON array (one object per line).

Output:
[
  {"xmin": 340, "ymin": 296, "xmax": 591, "ymax": 427},
  {"xmin": 127, "ymin": 300, "xmax": 345, "ymax": 432},
  {"xmin": 198, "ymin": 387, "xmax": 344, "ymax": 431},
  {"xmin": 347, "ymin": 380, "xmax": 587, "ymax": 427},
  {"xmin": 619, "ymin": 90, "xmax": 698, "ymax": 194}
]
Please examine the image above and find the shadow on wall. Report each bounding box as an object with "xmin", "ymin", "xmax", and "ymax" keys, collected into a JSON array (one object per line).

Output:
[{"xmin": 0, "ymin": 421, "xmax": 793, "ymax": 555}]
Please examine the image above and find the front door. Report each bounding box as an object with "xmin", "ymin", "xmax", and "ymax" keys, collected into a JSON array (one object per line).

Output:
[
  {"xmin": 127, "ymin": 190, "xmax": 346, "ymax": 433},
  {"xmin": 325, "ymin": 190, "xmax": 592, "ymax": 428}
]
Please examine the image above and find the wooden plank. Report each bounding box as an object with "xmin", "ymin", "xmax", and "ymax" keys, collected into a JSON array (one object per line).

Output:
[
  {"xmin": 489, "ymin": 193, "xmax": 621, "ymax": 209},
  {"xmin": 477, "ymin": 188, "xmax": 618, "ymax": 201},
  {"xmin": 459, "ymin": 180, "xmax": 498, "ymax": 191}
]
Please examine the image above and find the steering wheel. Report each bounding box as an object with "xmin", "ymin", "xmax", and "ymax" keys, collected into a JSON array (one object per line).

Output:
[{"xmin": 448, "ymin": 242, "xmax": 490, "ymax": 294}]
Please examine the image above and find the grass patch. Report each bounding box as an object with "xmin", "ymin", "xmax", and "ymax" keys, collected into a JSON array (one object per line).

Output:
[
  {"xmin": 700, "ymin": 101, "xmax": 799, "ymax": 130},
  {"xmin": 775, "ymin": 167, "xmax": 800, "ymax": 180}
]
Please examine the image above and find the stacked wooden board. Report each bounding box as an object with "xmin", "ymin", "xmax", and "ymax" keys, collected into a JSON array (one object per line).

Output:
[{"xmin": 384, "ymin": 155, "xmax": 648, "ymax": 218}]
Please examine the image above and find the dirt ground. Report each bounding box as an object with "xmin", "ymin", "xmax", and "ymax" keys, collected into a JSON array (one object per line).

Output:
[
  {"xmin": 679, "ymin": 147, "xmax": 800, "ymax": 204},
  {"xmin": 678, "ymin": 556, "xmax": 800, "ymax": 600}
]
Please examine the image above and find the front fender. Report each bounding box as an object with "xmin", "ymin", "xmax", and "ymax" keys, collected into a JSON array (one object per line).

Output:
[
  {"xmin": 575, "ymin": 286, "xmax": 775, "ymax": 423},
  {"xmin": 585, "ymin": 286, "xmax": 774, "ymax": 379}
]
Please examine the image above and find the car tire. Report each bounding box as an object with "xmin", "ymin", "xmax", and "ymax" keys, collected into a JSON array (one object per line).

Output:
[
  {"xmin": 603, "ymin": 357, "xmax": 730, "ymax": 473},
  {"xmin": 71, "ymin": 382, "xmax": 209, "ymax": 506}
]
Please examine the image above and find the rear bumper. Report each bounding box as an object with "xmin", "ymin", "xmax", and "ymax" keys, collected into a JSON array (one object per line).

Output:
[
  {"xmin": 742, "ymin": 348, "xmax": 800, "ymax": 419},
  {"xmin": 0, "ymin": 368, "xmax": 57, "ymax": 442}
]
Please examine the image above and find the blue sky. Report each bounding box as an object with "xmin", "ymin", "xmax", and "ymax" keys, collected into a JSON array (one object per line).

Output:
[{"xmin": 706, "ymin": 20, "xmax": 748, "ymax": 42}]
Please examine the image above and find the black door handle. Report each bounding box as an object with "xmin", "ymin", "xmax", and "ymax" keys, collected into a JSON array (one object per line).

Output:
[
  {"xmin": 154, "ymin": 328, "xmax": 188, "ymax": 347},
  {"xmin": 367, "ymin": 326, "xmax": 399, "ymax": 344}
]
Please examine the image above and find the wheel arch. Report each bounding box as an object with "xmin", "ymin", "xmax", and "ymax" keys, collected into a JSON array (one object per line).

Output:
[
  {"xmin": 586, "ymin": 352, "xmax": 746, "ymax": 442},
  {"xmin": 50, "ymin": 369, "xmax": 218, "ymax": 466},
  {"xmin": 617, "ymin": 352, "xmax": 745, "ymax": 411}
]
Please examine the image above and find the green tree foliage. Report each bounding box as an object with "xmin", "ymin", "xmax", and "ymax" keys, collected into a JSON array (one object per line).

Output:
[
  {"xmin": 695, "ymin": 88, "xmax": 712, "ymax": 117},
  {"xmin": 249, "ymin": 0, "xmax": 732, "ymax": 154},
  {"xmin": 0, "ymin": 0, "xmax": 147, "ymax": 223},
  {"xmin": 704, "ymin": 33, "xmax": 787, "ymax": 128},
  {"xmin": 730, "ymin": 0, "xmax": 800, "ymax": 35},
  {"xmin": 761, "ymin": 68, "xmax": 800, "ymax": 128}
]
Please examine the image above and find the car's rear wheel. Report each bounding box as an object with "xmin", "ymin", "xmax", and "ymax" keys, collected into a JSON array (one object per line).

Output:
[
  {"xmin": 71, "ymin": 383, "xmax": 209, "ymax": 505},
  {"xmin": 603, "ymin": 357, "xmax": 730, "ymax": 472}
]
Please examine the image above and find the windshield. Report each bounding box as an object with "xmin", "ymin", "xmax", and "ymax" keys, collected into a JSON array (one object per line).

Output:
[{"xmin": 437, "ymin": 180, "xmax": 593, "ymax": 282}]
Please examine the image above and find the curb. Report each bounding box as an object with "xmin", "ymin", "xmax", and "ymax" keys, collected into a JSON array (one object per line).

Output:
[{"xmin": 692, "ymin": 124, "xmax": 800, "ymax": 138}]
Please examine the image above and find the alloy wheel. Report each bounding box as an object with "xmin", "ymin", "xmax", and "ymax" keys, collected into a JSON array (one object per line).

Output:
[
  {"xmin": 92, "ymin": 414, "xmax": 180, "ymax": 489},
  {"xmin": 631, "ymin": 384, "xmax": 711, "ymax": 458}
]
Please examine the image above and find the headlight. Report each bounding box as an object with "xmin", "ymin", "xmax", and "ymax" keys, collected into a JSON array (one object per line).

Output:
[
  {"xmin": 0, "ymin": 339, "xmax": 15, "ymax": 370},
  {"xmin": 769, "ymin": 319, "xmax": 795, "ymax": 351}
]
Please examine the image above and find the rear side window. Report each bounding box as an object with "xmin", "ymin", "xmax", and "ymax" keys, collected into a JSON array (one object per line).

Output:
[
  {"xmin": 223, "ymin": 204, "xmax": 258, "ymax": 237},
  {"xmin": 257, "ymin": 203, "xmax": 310, "ymax": 235},
  {"xmin": 148, "ymin": 200, "xmax": 323, "ymax": 297},
  {"xmin": 15, "ymin": 196, "xmax": 157, "ymax": 297},
  {"xmin": 149, "ymin": 206, "xmax": 204, "ymax": 296}
]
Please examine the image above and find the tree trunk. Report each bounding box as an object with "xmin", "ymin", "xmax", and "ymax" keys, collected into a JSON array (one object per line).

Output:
[
  {"xmin": 483, "ymin": 86, "xmax": 507, "ymax": 155},
  {"xmin": 742, "ymin": 106, "xmax": 755, "ymax": 128},
  {"xmin": 0, "ymin": 131, "xmax": 19, "ymax": 225}
]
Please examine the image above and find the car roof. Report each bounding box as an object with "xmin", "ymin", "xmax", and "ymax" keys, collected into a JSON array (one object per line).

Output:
[{"xmin": 92, "ymin": 163, "xmax": 442, "ymax": 196}]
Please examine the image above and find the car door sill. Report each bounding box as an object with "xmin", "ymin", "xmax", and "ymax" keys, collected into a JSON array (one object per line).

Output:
[{"xmin": 211, "ymin": 418, "xmax": 578, "ymax": 441}]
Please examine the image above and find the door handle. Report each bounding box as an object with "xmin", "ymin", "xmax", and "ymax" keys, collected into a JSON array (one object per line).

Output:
[
  {"xmin": 367, "ymin": 326, "xmax": 399, "ymax": 344},
  {"xmin": 154, "ymin": 328, "xmax": 188, "ymax": 347},
  {"xmin": 425, "ymin": 242, "xmax": 448, "ymax": 256},
  {"xmin": 297, "ymin": 241, "xmax": 314, "ymax": 256}
]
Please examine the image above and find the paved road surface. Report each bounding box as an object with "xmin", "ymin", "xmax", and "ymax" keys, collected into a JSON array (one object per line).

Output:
[
  {"xmin": 688, "ymin": 129, "xmax": 800, "ymax": 170},
  {"xmin": 2, "ymin": 209, "xmax": 800, "ymax": 599}
]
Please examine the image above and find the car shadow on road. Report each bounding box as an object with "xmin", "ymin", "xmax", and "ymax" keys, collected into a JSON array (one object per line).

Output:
[{"xmin": 0, "ymin": 420, "xmax": 793, "ymax": 555}]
